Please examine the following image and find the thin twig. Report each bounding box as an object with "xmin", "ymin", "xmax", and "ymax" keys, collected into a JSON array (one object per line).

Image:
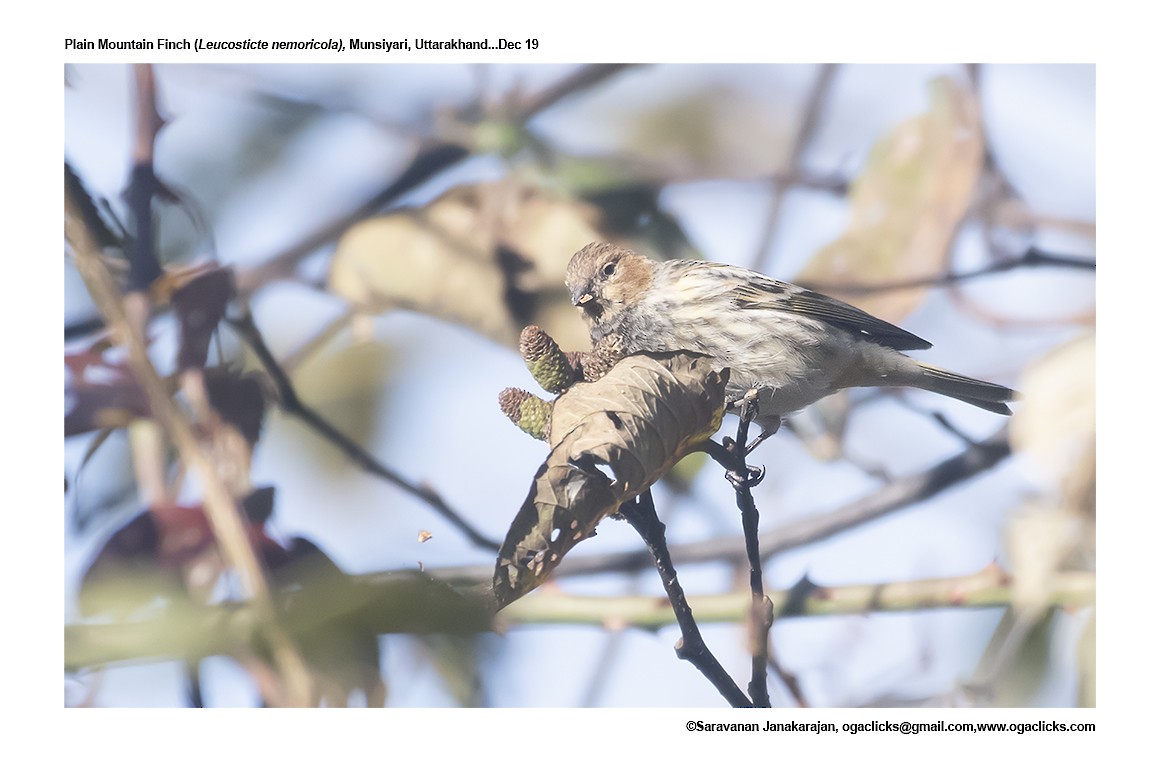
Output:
[
  {"xmin": 124, "ymin": 64, "xmax": 164, "ymax": 293},
  {"xmin": 620, "ymin": 490, "xmax": 752, "ymax": 707},
  {"xmin": 228, "ymin": 311, "xmax": 501, "ymax": 552},
  {"xmin": 234, "ymin": 142, "xmax": 470, "ymax": 295},
  {"xmin": 722, "ymin": 399, "xmax": 773, "ymax": 707},
  {"xmin": 513, "ymin": 64, "xmax": 637, "ymax": 122},
  {"xmin": 428, "ymin": 425, "xmax": 1012, "ymax": 585},
  {"xmin": 236, "ymin": 65, "xmax": 636, "ymax": 297},
  {"xmin": 749, "ymin": 63, "xmax": 838, "ymax": 271},
  {"xmin": 767, "ymin": 644, "xmax": 808, "ymax": 707},
  {"xmin": 800, "ymin": 246, "xmax": 1094, "ymax": 296}
]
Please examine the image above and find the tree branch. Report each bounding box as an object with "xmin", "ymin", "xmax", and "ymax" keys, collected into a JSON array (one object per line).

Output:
[
  {"xmin": 235, "ymin": 64, "xmax": 638, "ymax": 297},
  {"xmin": 227, "ymin": 310, "xmax": 501, "ymax": 552},
  {"xmin": 719, "ymin": 399, "xmax": 772, "ymax": 707},
  {"xmin": 430, "ymin": 425, "xmax": 1013, "ymax": 586},
  {"xmin": 800, "ymin": 245, "xmax": 1094, "ymax": 296},
  {"xmin": 620, "ymin": 490, "xmax": 752, "ymax": 707},
  {"xmin": 750, "ymin": 63, "xmax": 838, "ymax": 270},
  {"xmin": 66, "ymin": 184, "xmax": 315, "ymax": 707},
  {"xmin": 67, "ymin": 565, "xmax": 1094, "ymax": 672}
]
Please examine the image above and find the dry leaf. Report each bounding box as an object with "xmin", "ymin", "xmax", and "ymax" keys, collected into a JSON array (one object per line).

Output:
[
  {"xmin": 797, "ymin": 76, "xmax": 983, "ymax": 323},
  {"xmin": 330, "ymin": 208, "xmax": 516, "ymax": 343},
  {"xmin": 625, "ymin": 83, "xmax": 791, "ymax": 178},
  {"xmin": 1010, "ymin": 332, "xmax": 1095, "ymax": 515},
  {"xmin": 1006, "ymin": 333, "xmax": 1095, "ymax": 611},
  {"xmin": 493, "ymin": 353, "xmax": 728, "ymax": 607},
  {"xmin": 329, "ymin": 182, "xmax": 601, "ymax": 350}
]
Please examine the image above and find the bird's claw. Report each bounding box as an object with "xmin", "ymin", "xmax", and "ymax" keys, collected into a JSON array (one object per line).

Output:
[{"xmin": 727, "ymin": 463, "xmax": 765, "ymax": 489}]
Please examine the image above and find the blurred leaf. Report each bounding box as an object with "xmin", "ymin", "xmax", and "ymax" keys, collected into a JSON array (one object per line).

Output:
[
  {"xmin": 582, "ymin": 184, "xmax": 702, "ymax": 263},
  {"xmin": 414, "ymin": 635, "xmax": 482, "ymax": 707},
  {"xmin": 205, "ymin": 370, "xmax": 267, "ymax": 449},
  {"xmin": 626, "ymin": 83, "xmax": 791, "ymax": 177},
  {"xmin": 79, "ymin": 488, "xmax": 286, "ymax": 618},
  {"xmin": 1011, "ymin": 332, "xmax": 1095, "ymax": 515},
  {"xmin": 1007, "ymin": 503, "xmax": 1089, "ymax": 616},
  {"xmin": 78, "ymin": 510, "xmax": 181, "ymax": 617},
  {"xmin": 1077, "ymin": 611, "xmax": 1095, "ymax": 707},
  {"xmin": 65, "ymin": 350, "xmax": 150, "ymax": 435},
  {"xmin": 280, "ymin": 337, "xmax": 393, "ymax": 455},
  {"xmin": 661, "ymin": 449, "xmax": 709, "ymax": 493},
  {"xmin": 1009, "ymin": 333, "xmax": 1095, "ymax": 586},
  {"xmin": 330, "ymin": 209, "xmax": 514, "ymax": 341},
  {"xmin": 270, "ymin": 538, "xmax": 386, "ymax": 707},
  {"xmin": 974, "ymin": 608, "xmax": 1056, "ymax": 707},
  {"xmin": 797, "ymin": 76, "xmax": 983, "ymax": 323},
  {"xmin": 494, "ymin": 353, "xmax": 727, "ymax": 607},
  {"xmin": 170, "ymin": 266, "xmax": 236, "ymax": 371},
  {"xmin": 329, "ymin": 182, "xmax": 601, "ymax": 350}
]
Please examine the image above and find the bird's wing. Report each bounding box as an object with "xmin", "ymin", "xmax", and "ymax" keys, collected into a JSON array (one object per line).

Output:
[{"xmin": 728, "ymin": 273, "xmax": 933, "ymax": 352}]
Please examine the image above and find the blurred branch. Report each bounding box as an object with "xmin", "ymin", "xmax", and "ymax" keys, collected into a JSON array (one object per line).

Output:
[
  {"xmin": 67, "ymin": 572, "xmax": 493, "ymax": 672},
  {"xmin": 514, "ymin": 64, "xmax": 637, "ymax": 122},
  {"xmin": 499, "ymin": 565, "xmax": 1093, "ymax": 629},
  {"xmin": 767, "ymin": 643, "xmax": 808, "ymax": 707},
  {"xmin": 66, "ymin": 175, "xmax": 315, "ymax": 708},
  {"xmin": 750, "ymin": 63, "xmax": 838, "ymax": 270},
  {"xmin": 228, "ymin": 311, "xmax": 502, "ymax": 552},
  {"xmin": 235, "ymin": 142, "xmax": 470, "ymax": 295},
  {"xmin": 124, "ymin": 64, "xmax": 164, "ymax": 293},
  {"xmin": 432, "ymin": 424, "xmax": 1013, "ymax": 585},
  {"xmin": 67, "ymin": 565, "xmax": 1094, "ymax": 670},
  {"xmin": 800, "ymin": 245, "xmax": 1094, "ymax": 296},
  {"xmin": 236, "ymin": 64, "xmax": 637, "ymax": 297}
]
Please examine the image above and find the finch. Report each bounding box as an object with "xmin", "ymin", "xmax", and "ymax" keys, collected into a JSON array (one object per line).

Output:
[{"xmin": 564, "ymin": 242, "xmax": 1015, "ymax": 431}]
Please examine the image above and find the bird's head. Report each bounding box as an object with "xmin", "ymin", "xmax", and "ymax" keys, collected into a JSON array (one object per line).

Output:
[{"xmin": 564, "ymin": 242, "xmax": 655, "ymax": 326}]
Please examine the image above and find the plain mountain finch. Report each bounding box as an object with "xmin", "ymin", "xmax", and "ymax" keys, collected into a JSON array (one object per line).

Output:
[{"xmin": 564, "ymin": 242, "xmax": 1015, "ymax": 432}]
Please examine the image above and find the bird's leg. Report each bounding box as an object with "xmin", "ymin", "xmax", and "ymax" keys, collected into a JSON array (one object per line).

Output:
[
  {"xmin": 746, "ymin": 415, "xmax": 781, "ymax": 455},
  {"xmin": 722, "ymin": 389, "xmax": 765, "ymax": 488}
]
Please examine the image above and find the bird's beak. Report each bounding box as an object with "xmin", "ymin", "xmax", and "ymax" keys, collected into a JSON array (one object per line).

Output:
[{"xmin": 571, "ymin": 287, "xmax": 594, "ymax": 307}]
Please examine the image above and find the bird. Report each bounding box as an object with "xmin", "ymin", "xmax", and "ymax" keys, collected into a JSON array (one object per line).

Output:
[{"xmin": 564, "ymin": 242, "xmax": 1015, "ymax": 433}]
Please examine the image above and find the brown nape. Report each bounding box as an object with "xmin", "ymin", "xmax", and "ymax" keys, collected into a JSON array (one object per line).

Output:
[{"xmin": 604, "ymin": 251, "xmax": 654, "ymax": 305}]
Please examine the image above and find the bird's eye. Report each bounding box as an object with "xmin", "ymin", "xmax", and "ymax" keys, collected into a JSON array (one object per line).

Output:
[{"xmin": 602, "ymin": 261, "xmax": 617, "ymax": 277}]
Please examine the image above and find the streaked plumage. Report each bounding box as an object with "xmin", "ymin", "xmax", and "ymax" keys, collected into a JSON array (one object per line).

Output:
[{"xmin": 564, "ymin": 242, "xmax": 1014, "ymax": 429}]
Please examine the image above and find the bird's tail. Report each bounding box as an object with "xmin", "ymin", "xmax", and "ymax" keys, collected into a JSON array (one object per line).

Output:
[{"xmin": 915, "ymin": 362, "xmax": 1016, "ymax": 415}]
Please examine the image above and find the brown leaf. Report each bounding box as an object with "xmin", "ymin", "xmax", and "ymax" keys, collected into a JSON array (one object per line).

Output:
[
  {"xmin": 493, "ymin": 353, "xmax": 727, "ymax": 607},
  {"xmin": 797, "ymin": 77, "xmax": 983, "ymax": 323},
  {"xmin": 328, "ymin": 182, "xmax": 598, "ymax": 350},
  {"xmin": 65, "ymin": 350, "xmax": 150, "ymax": 435},
  {"xmin": 1010, "ymin": 333, "xmax": 1095, "ymax": 512},
  {"xmin": 204, "ymin": 370, "xmax": 267, "ymax": 448},
  {"xmin": 171, "ymin": 266, "xmax": 236, "ymax": 371}
]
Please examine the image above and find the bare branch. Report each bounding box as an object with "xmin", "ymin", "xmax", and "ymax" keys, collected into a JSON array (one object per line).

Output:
[
  {"xmin": 66, "ymin": 185, "xmax": 315, "ymax": 707},
  {"xmin": 800, "ymin": 245, "xmax": 1094, "ymax": 296},
  {"xmin": 228, "ymin": 311, "xmax": 501, "ymax": 552},
  {"xmin": 620, "ymin": 491, "xmax": 752, "ymax": 707},
  {"xmin": 432, "ymin": 424, "xmax": 1013, "ymax": 586},
  {"xmin": 749, "ymin": 63, "xmax": 839, "ymax": 270},
  {"xmin": 67, "ymin": 566, "xmax": 1094, "ymax": 672}
]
